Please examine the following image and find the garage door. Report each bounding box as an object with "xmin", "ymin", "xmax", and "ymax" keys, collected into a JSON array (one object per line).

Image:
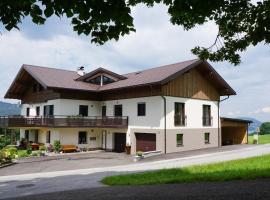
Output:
[{"xmin": 135, "ymin": 133, "xmax": 156, "ymax": 152}]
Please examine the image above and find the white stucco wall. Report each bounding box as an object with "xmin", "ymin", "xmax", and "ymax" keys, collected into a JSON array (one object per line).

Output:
[{"xmin": 164, "ymin": 96, "xmax": 219, "ymax": 129}]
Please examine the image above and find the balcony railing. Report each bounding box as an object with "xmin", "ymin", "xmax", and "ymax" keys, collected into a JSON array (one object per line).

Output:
[
  {"xmin": 174, "ymin": 115, "xmax": 187, "ymax": 126},
  {"xmin": 0, "ymin": 115, "xmax": 128, "ymax": 128},
  {"xmin": 202, "ymin": 116, "xmax": 213, "ymax": 126}
]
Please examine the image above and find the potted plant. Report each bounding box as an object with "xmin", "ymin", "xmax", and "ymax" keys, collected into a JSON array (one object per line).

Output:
[
  {"xmin": 125, "ymin": 143, "xmax": 131, "ymax": 155},
  {"xmin": 53, "ymin": 140, "xmax": 61, "ymax": 153},
  {"xmin": 133, "ymin": 151, "xmax": 144, "ymax": 162}
]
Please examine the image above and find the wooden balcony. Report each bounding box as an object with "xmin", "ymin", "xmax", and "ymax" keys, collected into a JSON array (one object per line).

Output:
[{"xmin": 0, "ymin": 115, "xmax": 128, "ymax": 128}]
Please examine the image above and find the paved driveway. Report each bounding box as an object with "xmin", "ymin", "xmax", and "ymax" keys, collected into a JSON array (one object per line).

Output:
[
  {"xmin": 0, "ymin": 151, "xmax": 133, "ymax": 176},
  {"xmin": 0, "ymin": 144, "xmax": 270, "ymax": 199},
  {"xmin": 0, "ymin": 144, "xmax": 257, "ymax": 176}
]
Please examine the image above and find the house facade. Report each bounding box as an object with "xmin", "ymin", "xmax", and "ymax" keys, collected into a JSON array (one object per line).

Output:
[{"xmin": 1, "ymin": 59, "xmax": 239, "ymax": 154}]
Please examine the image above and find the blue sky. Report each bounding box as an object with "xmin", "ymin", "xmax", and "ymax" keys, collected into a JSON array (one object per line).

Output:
[{"xmin": 0, "ymin": 4, "xmax": 269, "ymax": 122}]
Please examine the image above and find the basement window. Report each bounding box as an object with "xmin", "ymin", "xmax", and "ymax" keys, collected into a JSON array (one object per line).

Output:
[
  {"xmin": 205, "ymin": 132, "xmax": 210, "ymax": 144},
  {"xmin": 176, "ymin": 134, "xmax": 183, "ymax": 147}
]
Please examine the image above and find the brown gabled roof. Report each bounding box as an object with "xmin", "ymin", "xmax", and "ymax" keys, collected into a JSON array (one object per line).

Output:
[{"xmin": 4, "ymin": 59, "xmax": 236, "ymax": 99}]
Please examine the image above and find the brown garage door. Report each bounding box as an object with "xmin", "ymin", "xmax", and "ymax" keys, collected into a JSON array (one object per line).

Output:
[{"xmin": 135, "ymin": 133, "xmax": 156, "ymax": 152}]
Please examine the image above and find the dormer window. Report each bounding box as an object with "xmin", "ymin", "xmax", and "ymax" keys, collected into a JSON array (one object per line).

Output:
[
  {"xmin": 88, "ymin": 76, "xmax": 101, "ymax": 85},
  {"xmin": 75, "ymin": 67, "xmax": 127, "ymax": 86},
  {"xmin": 87, "ymin": 75, "xmax": 115, "ymax": 85},
  {"xmin": 102, "ymin": 76, "xmax": 115, "ymax": 85}
]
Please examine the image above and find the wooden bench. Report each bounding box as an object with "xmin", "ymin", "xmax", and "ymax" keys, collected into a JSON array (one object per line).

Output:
[{"xmin": 61, "ymin": 145, "xmax": 77, "ymax": 153}]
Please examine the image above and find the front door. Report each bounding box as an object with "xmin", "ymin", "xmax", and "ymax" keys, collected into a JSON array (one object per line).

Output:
[{"xmin": 114, "ymin": 133, "xmax": 126, "ymax": 153}]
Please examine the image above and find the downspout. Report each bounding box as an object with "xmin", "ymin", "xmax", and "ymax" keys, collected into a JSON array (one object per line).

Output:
[
  {"xmin": 161, "ymin": 96, "xmax": 167, "ymax": 154},
  {"xmin": 218, "ymin": 95, "xmax": 230, "ymax": 146}
]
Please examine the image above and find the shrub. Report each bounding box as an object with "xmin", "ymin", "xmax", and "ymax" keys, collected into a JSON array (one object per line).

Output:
[
  {"xmin": 17, "ymin": 150, "xmax": 29, "ymax": 158},
  {"xmin": 4, "ymin": 147, "xmax": 17, "ymax": 159},
  {"xmin": 0, "ymin": 149, "xmax": 12, "ymax": 165},
  {"xmin": 39, "ymin": 145, "xmax": 46, "ymax": 151},
  {"xmin": 136, "ymin": 151, "xmax": 143, "ymax": 157},
  {"xmin": 31, "ymin": 151, "xmax": 39, "ymax": 157},
  {"xmin": 53, "ymin": 140, "xmax": 61, "ymax": 153}
]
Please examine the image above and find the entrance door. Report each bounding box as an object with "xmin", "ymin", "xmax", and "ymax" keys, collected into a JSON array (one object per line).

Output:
[
  {"xmin": 114, "ymin": 133, "xmax": 126, "ymax": 153},
  {"xmin": 135, "ymin": 133, "xmax": 156, "ymax": 152}
]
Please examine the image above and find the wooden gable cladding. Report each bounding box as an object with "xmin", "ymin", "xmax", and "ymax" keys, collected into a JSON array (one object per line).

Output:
[
  {"xmin": 101, "ymin": 85, "xmax": 162, "ymax": 101},
  {"xmin": 21, "ymin": 87, "xmax": 60, "ymax": 104},
  {"xmin": 161, "ymin": 68, "xmax": 220, "ymax": 101}
]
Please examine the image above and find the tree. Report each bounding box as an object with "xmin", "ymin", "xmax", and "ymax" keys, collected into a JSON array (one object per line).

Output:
[
  {"xmin": 0, "ymin": 0, "xmax": 269, "ymax": 65},
  {"xmin": 260, "ymin": 122, "xmax": 270, "ymax": 135}
]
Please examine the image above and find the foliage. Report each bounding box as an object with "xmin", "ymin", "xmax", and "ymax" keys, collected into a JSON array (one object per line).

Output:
[
  {"xmin": 31, "ymin": 151, "xmax": 40, "ymax": 157},
  {"xmin": 3, "ymin": 146, "xmax": 18, "ymax": 159},
  {"xmin": 26, "ymin": 144, "xmax": 32, "ymax": 154},
  {"xmin": 260, "ymin": 122, "xmax": 270, "ymax": 135},
  {"xmin": 0, "ymin": 149, "xmax": 12, "ymax": 165},
  {"xmin": 136, "ymin": 151, "xmax": 143, "ymax": 157},
  {"xmin": 102, "ymin": 153, "xmax": 270, "ymax": 185},
  {"xmin": 39, "ymin": 145, "xmax": 46, "ymax": 151},
  {"xmin": 0, "ymin": 135, "xmax": 11, "ymax": 150},
  {"xmin": 17, "ymin": 150, "xmax": 30, "ymax": 158},
  {"xmin": 0, "ymin": 0, "xmax": 269, "ymax": 65},
  {"xmin": 53, "ymin": 140, "xmax": 61, "ymax": 153}
]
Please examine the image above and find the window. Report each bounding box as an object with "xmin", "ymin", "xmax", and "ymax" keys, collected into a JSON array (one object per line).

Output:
[
  {"xmin": 88, "ymin": 76, "xmax": 101, "ymax": 85},
  {"xmin": 102, "ymin": 106, "xmax": 106, "ymax": 117},
  {"xmin": 25, "ymin": 130, "xmax": 29, "ymax": 141},
  {"xmin": 137, "ymin": 103, "xmax": 146, "ymax": 116},
  {"xmin": 26, "ymin": 108, "xmax": 30, "ymax": 117},
  {"xmin": 102, "ymin": 76, "xmax": 115, "ymax": 85},
  {"xmin": 203, "ymin": 105, "xmax": 211, "ymax": 126},
  {"xmin": 46, "ymin": 131, "xmax": 51, "ymax": 143},
  {"xmin": 79, "ymin": 105, "xmax": 88, "ymax": 117},
  {"xmin": 36, "ymin": 106, "xmax": 40, "ymax": 116},
  {"xmin": 175, "ymin": 103, "xmax": 185, "ymax": 126},
  {"xmin": 176, "ymin": 134, "xmax": 183, "ymax": 147},
  {"xmin": 114, "ymin": 105, "xmax": 122, "ymax": 117},
  {"xmin": 78, "ymin": 131, "xmax": 87, "ymax": 144},
  {"xmin": 204, "ymin": 132, "xmax": 210, "ymax": 144},
  {"xmin": 43, "ymin": 105, "xmax": 54, "ymax": 116}
]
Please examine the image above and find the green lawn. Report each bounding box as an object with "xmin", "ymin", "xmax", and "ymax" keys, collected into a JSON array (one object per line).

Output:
[
  {"xmin": 102, "ymin": 154, "xmax": 270, "ymax": 185},
  {"xmin": 248, "ymin": 134, "xmax": 270, "ymax": 144}
]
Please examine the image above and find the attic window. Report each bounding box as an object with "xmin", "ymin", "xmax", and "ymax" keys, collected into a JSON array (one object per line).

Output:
[{"xmin": 87, "ymin": 75, "xmax": 115, "ymax": 85}]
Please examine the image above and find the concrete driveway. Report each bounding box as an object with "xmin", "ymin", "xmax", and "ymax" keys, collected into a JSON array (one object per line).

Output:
[
  {"xmin": 0, "ymin": 151, "xmax": 133, "ymax": 176},
  {"xmin": 1, "ymin": 144, "xmax": 270, "ymax": 199}
]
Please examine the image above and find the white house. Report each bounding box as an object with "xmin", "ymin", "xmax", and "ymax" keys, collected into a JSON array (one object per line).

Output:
[{"xmin": 0, "ymin": 59, "xmax": 250, "ymax": 155}]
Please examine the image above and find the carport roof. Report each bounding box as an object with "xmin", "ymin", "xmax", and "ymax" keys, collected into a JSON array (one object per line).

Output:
[{"xmin": 221, "ymin": 117, "xmax": 253, "ymax": 124}]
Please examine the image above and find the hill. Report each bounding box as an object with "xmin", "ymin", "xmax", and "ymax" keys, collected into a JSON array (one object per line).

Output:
[
  {"xmin": 239, "ymin": 117, "xmax": 262, "ymax": 133},
  {"xmin": 0, "ymin": 101, "xmax": 20, "ymax": 116}
]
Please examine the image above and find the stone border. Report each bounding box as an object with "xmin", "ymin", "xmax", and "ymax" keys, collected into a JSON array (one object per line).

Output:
[{"xmin": 0, "ymin": 162, "xmax": 15, "ymax": 169}]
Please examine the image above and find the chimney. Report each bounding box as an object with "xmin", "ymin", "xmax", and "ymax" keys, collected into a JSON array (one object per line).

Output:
[{"xmin": 77, "ymin": 66, "xmax": 85, "ymax": 76}]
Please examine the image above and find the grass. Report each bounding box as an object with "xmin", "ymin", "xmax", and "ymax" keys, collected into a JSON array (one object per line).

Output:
[
  {"xmin": 248, "ymin": 134, "xmax": 270, "ymax": 144},
  {"xmin": 102, "ymin": 154, "xmax": 270, "ymax": 185}
]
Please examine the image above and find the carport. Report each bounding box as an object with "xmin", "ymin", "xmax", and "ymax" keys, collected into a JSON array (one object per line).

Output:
[{"xmin": 221, "ymin": 117, "xmax": 252, "ymax": 146}]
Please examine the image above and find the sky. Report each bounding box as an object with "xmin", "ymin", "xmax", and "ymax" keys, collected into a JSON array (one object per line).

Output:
[{"xmin": 0, "ymin": 4, "xmax": 269, "ymax": 122}]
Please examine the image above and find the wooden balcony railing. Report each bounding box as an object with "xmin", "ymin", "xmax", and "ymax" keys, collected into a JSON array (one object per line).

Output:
[{"xmin": 0, "ymin": 115, "xmax": 128, "ymax": 128}]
